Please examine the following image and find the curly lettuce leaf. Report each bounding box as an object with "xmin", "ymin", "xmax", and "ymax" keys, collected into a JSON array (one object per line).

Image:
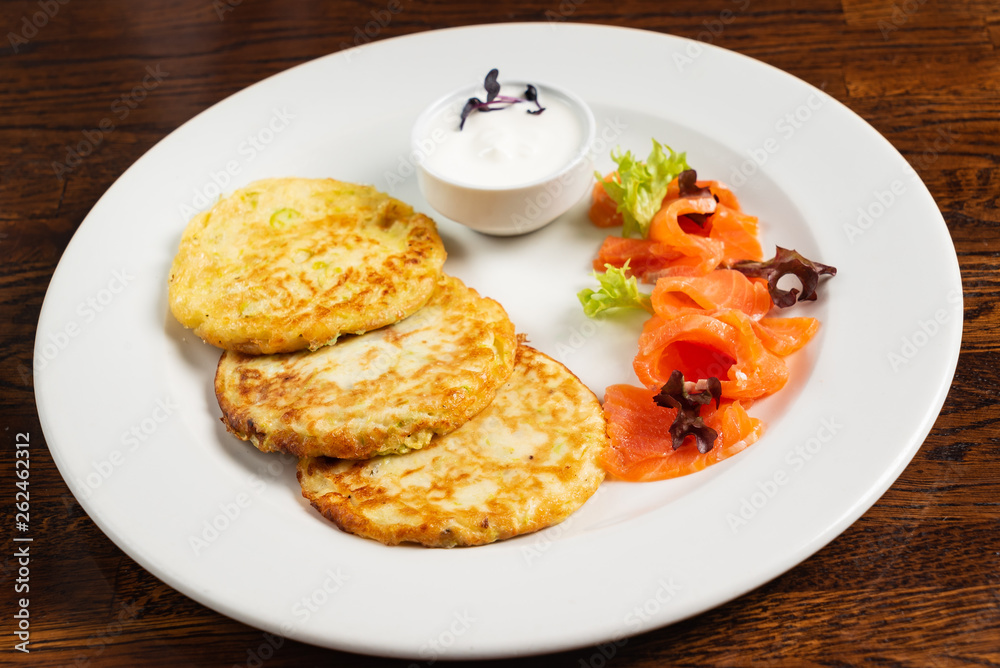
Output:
[
  {"xmin": 598, "ymin": 140, "xmax": 690, "ymax": 238},
  {"xmin": 578, "ymin": 262, "xmax": 653, "ymax": 317}
]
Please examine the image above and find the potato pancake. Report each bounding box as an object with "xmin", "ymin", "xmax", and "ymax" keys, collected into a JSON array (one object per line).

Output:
[
  {"xmin": 215, "ymin": 274, "xmax": 516, "ymax": 459},
  {"xmin": 168, "ymin": 177, "xmax": 446, "ymax": 354},
  {"xmin": 296, "ymin": 345, "xmax": 608, "ymax": 548}
]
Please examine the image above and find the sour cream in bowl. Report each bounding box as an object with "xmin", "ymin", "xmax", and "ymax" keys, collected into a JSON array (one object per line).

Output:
[{"xmin": 413, "ymin": 72, "xmax": 596, "ymax": 236}]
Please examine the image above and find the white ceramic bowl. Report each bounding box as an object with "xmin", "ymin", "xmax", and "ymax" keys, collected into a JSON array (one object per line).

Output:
[{"xmin": 412, "ymin": 80, "xmax": 596, "ymax": 236}]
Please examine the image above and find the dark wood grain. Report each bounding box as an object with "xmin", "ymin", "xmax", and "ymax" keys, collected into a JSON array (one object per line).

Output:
[{"xmin": 2, "ymin": 0, "xmax": 999, "ymax": 666}]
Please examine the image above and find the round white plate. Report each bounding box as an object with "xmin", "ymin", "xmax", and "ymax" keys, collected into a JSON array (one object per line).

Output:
[{"xmin": 35, "ymin": 23, "xmax": 961, "ymax": 659}]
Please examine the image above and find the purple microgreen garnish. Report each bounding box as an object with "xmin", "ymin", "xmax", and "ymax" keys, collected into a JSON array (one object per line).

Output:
[
  {"xmin": 729, "ymin": 247, "xmax": 837, "ymax": 308},
  {"xmin": 459, "ymin": 98, "xmax": 482, "ymax": 130},
  {"xmin": 484, "ymin": 68, "xmax": 500, "ymax": 103},
  {"xmin": 653, "ymin": 370, "xmax": 723, "ymax": 453},
  {"xmin": 524, "ymin": 84, "xmax": 546, "ymax": 115},
  {"xmin": 677, "ymin": 169, "xmax": 714, "ymax": 200},
  {"xmin": 457, "ymin": 69, "xmax": 545, "ymax": 130}
]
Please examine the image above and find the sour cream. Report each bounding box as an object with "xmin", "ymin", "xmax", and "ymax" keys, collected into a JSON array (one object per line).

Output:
[
  {"xmin": 419, "ymin": 84, "xmax": 587, "ymax": 189},
  {"xmin": 413, "ymin": 79, "xmax": 595, "ymax": 235}
]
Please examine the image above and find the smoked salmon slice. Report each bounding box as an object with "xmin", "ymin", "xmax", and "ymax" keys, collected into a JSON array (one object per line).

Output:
[
  {"xmin": 589, "ymin": 174, "xmax": 762, "ymax": 280},
  {"xmin": 633, "ymin": 310, "xmax": 789, "ymax": 401},
  {"xmin": 709, "ymin": 204, "xmax": 764, "ymax": 264},
  {"xmin": 751, "ymin": 316, "xmax": 821, "ymax": 356},
  {"xmin": 651, "ymin": 269, "xmax": 819, "ymax": 357},
  {"xmin": 651, "ymin": 269, "xmax": 772, "ymax": 320},
  {"xmin": 592, "ymin": 236, "xmax": 685, "ymax": 280},
  {"xmin": 643, "ymin": 182, "xmax": 762, "ymax": 278},
  {"xmin": 647, "ymin": 196, "xmax": 723, "ymax": 276},
  {"xmin": 588, "ymin": 177, "xmax": 624, "ymax": 228},
  {"xmin": 662, "ymin": 178, "xmax": 741, "ymax": 212},
  {"xmin": 649, "ymin": 271, "xmax": 820, "ymax": 356},
  {"xmin": 601, "ymin": 383, "xmax": 763, "ymax": 481}
]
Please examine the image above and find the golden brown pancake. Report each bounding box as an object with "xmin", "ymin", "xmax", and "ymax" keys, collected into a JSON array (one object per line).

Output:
[
  {"xmin": 168, "ymin": 177, "xmax": 446, "ymax": 354},
  {"xmin": 297, "ymin": 345, "xmax": 608, "ymax": 548},
  {"xmin": 215, "ymin": 274, "xmax": 516, "ymax": 459}
]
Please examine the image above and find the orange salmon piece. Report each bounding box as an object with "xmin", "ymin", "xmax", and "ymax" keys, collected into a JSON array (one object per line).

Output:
[
  {"xmin": 751, "ymin": 316, "xmax": 821, "ymax": 356},
  {"xmin": 593, "ymin": 236, "xmax": 685, "ymax": 280},
  {"xmin": 710, "ymin": 204, "xmax": 764, "ymax": 264},
  {"xmin": 693, "ymin": 181, "xmax": 760, "ymax": 261},
  {"xmin": 651, "ymin": 269, "xmax": 772, "ymax": 320},
  {"xmin": 649, "ymin": 178, "xmax": 762, "ymax": 275},
  {"xmin": 663, "ymin": 179, "xmax": 742, "ymax": 212},
  {"xmin": 647, "ymin": 196, "xmax": 723, "ymax": 276},
  {"xmin": 633, "ymin": 310, "xmax": 788, "ymax": 401},
  {"xmin": 601, "ymin": 384, "xmax": 763, "ymax": 481},
  {"xmin": 705, "ymin": 181, "xmax": 742, "ymax": 211},
  {"xmin": 589, "ymin": 176, "xmax": 624, "ymax": 228}
]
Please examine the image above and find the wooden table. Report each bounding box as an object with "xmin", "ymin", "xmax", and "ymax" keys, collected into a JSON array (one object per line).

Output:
[{"xmin": 3, "ymin": 0, "xmax": 998, "ymax": 665}]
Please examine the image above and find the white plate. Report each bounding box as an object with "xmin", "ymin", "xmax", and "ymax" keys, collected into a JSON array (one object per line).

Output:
[{"xmin": 35, "ymin": 23, "xmax": 961, "ymax": 659}]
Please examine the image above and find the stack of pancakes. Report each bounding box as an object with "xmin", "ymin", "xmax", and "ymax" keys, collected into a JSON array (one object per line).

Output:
[{"xmin": 168, "ymin": 177, "xmax": 607, "ymax": 547}]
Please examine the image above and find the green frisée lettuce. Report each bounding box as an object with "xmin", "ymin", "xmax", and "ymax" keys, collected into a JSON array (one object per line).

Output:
[
  {"xmin": 599, "ymin": 140, "xmax": 690, "ymax": 238},
  {"xmin": 577, "ymin": 262, "xmax": 653, "ymax": 317}
]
